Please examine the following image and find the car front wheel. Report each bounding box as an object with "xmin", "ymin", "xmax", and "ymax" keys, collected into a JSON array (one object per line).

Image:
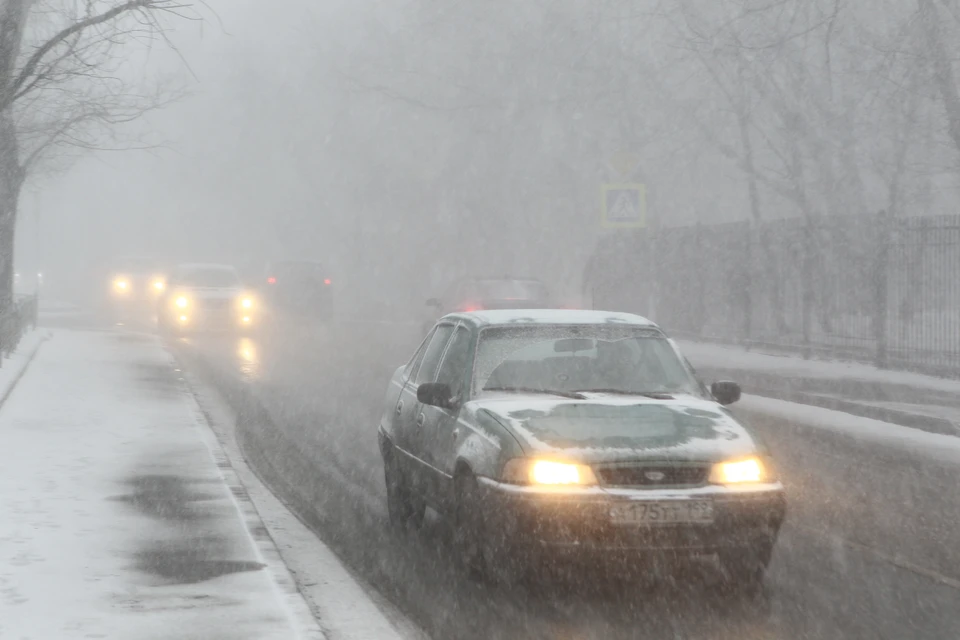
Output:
[
  {"xmin": 454, "ymin": 471, "xmax": 525, "ymax": 586},
  {"xmin": 384, "ymin": 450, "xmax": 424, "ymax": 530}
]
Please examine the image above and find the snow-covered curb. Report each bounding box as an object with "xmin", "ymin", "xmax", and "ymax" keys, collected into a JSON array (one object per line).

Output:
[
  {"xmin": 175, "ymin": 363, "xmax": 326, "ymax": 639},
  {"xmin": 679, "ymin": 340, "xmax": 960, "ymax": 393},
  {"xmin": 739, "ymin": 395, "xmax": 960, "ymax": 465},
  {"xmin": 178, "ymin": 357, "xmax": 423, "ymax": 640},
  {"xmin": 0, "ymin": 329, "xmax": 50, "ymax": 409}
]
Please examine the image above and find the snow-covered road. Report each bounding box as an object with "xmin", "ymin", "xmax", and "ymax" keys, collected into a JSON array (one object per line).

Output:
[{"xmin": 174, "ymin": 321, "xmax": 960, "ymax": 640}]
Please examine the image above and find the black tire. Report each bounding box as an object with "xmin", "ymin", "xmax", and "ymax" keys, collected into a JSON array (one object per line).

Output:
[
  {"xmin": 453, "ymin": 473, "xmax": 486, "ymax": 577},
  {"xmin": 454, "ymin": 471, "xmax": 525, "ymax": 586},
  {"xmin": 717, "ymin": 542, "xmax": 773, "ymax": 595},
  {"xmin": 384, "ymin": 450, "xmax": 424, "ymax": 530}
]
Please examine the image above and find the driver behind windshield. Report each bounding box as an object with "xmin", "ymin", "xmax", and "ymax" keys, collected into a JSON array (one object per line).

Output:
[{"xmin": 480, "ymin": 329, "xmax": 699, "ymax": 397}]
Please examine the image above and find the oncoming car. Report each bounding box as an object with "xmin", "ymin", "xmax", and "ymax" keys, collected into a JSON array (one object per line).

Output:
[
  {"xmin": 378, "ymin": 310, "xmax": 786, "ymax": 588},
  {"xmin": 261, "ymin": 259, "xmax": 333, "ymax": 321},
  {"xmin": 108, "ymin": 257, "xmax": 167, "ymax": 302},
  {"xmin": 158, "ymin": 263, "xmax": 257, "ymax": 333}
]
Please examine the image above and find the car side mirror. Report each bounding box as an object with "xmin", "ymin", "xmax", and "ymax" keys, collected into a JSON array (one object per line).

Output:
[
  {"xmin": 426, "ymin": 298, "xmax": 440, "ymax": 307},
  {"xmin": 711, "ymin": 380, "xmax": 742, "ymax": 405},
  {"xmin": 418, "ymin": 382, "xmax": 454, "ymax": 408}
]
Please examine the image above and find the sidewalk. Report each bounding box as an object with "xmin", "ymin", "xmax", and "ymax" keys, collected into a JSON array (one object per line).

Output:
[
  {"xmin": 0, "ymin": 330, "xmax": 321, "ymax": 639},
  {"xmin": 679, "ymin": 340, "xmax": 960, "ymax": 436}
]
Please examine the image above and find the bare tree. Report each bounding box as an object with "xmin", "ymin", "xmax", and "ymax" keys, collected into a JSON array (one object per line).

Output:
[{"xmin": 0, "ymin": 0, "xmax": 198, "ymax": 311}]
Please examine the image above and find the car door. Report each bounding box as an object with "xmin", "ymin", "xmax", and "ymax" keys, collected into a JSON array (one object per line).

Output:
[
  {"xmin": 383, "ymin": 327, "xmax": 432, "ymax": 444},
  {"xmin": 397, "ymin": 323, "xmax": 454, "ymax": 484},
  {"xmin": 418, "ymin": 324, "xmax": 473, "ymax": 509}
]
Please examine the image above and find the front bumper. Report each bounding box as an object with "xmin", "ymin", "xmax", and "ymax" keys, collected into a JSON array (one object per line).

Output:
[
  {"xmin": 477, "ymin": 478, "xmax": 786, "ymax": 558},
  {"xmin": 166, "ymin": 307, "xmax": 255, "ymax": 331}
]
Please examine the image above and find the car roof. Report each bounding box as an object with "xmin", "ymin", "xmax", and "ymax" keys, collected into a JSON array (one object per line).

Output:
[
  {"xmin": 442, "ymin": 309, "xmax": 658, "ymax": 328},
  {"xmin": 174, "ymin": 263, "xmax": 237, "ymax": 272},
  {"xmin": 267, "ymin": 259, "xmax": 324, "ymax": 267}
]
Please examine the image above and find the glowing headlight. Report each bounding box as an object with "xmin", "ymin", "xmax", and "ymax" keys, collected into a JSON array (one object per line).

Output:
[
  {"xmin": 153, "ymin": 280, "xmax": 165, "ymax": 291},
  {"xmin": 175, "ymin": 296, "xmax": 189, "ymax": 309},
  {"xmin": 114, "ymin": 279, "xmax": 129, "ymax": 291},
  {"xmin": 501, "ymin": 458, "xmax": 598, "ymax": 486},
  {"xmin": 709, "ymin": 457, "xmax": 771, "ymax": 484},
  {"xmin": 241, "ymin": 297, "xmax": 254, "ymax": 309}
]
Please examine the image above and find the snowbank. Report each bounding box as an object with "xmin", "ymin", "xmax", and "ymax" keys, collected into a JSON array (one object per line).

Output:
[{"xmin": 739, "ymin": 395, "xmax": 960, "ymax": 465}]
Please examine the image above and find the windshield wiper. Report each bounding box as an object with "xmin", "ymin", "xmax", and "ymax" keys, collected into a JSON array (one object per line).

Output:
[
  {"xmin": 570, "ymin": 388, "xmax": 676, "ymax": 398},
  {"xmin": 483, "ymin": 386, "xmax": 586, "ymax": 399}
]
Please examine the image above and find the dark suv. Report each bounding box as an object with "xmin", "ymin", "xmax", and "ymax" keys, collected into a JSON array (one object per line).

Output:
[{"xmin": 261, "ymin": 260, "xmax": 334, "ymax": 321}]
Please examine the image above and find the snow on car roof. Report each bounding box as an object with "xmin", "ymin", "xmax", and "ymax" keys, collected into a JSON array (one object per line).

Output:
[
  {"xmin": 450, "ymin": 308, "xmax": 657, "ymax": 327},
  {"xmin": 175, "ymin": 263, "xmax": 237, "ymax": 272}
]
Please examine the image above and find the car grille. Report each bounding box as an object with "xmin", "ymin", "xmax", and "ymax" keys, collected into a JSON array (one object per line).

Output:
[
  {"xmin": 199, "ymin": 298, "xmax": 232, "ymax": 310},
  {"xmin": 595, "ymin": 464, "xmax": 709, "ymax": 488}
]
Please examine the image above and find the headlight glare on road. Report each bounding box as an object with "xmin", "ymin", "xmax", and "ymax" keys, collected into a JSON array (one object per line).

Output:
[
  {"xmin": 501, "ymin": 458, "xmax": 598, "ymax": 486},
  {"xmin": 175, "ymin": 296, "xmax": 189, "ymax": 309},
  {"xmin": 709, "ymin": 457, "xmax": 769, "ymax": 484}
]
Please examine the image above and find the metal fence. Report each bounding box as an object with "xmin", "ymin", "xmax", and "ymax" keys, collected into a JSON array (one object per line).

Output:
[{"xmin": 585, "ymin": 212, "xmax": 960, "ymax": 376}]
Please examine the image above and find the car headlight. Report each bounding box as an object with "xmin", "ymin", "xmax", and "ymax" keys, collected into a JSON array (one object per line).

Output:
[
  {"xmin": 501, "ymin": 458, "xmax": 598, "ymax": 486},
  {"xmin": 240, "ymin": 297, "xmax": 254, "ymax": 309},
  {"xmin": 175, "ymin": 296, "xmax": 189, "ymax": 309},
  {"xmin": 709, "ymin": 457, "xmax": 774, "ymax": 484},
  {"xmin": 153, "ymin": 279, "xmax": 165, "ymax": 291},
  {"xmin": 114, "ymin": 279, "xmax": 129, "ymax": 291}
]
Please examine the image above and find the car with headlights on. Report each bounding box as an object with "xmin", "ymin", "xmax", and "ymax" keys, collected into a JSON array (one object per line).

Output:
[
  {"xmin": 158, "ymin": 263, "xmax": 257, "ymax": 334},
  {"xmin": 108, "ymin": 257, "xmax": 167, "ymax": 302},
  {"xmin": 378, "ymin": 309, "xmax": 785, "ymax": 589}
]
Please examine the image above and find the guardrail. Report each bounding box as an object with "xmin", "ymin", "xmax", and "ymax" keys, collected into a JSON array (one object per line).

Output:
[{"xmin": 0, "ymin": 294, "xmax": 38, "ymax": 360}]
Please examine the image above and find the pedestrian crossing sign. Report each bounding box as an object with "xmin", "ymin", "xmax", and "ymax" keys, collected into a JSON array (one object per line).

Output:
[{"xmin": 601, "ymin": 183, "xmax": 646, "ymax": 228}]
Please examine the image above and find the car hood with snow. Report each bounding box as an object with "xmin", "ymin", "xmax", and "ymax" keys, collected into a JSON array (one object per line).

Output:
[
  {"xmin": 177, "ymin": 284, "xmax": 244, "ymax": 300},
  {"xmin": 473, "ymin": 393, "xmax": 761, "ymax": 464}
]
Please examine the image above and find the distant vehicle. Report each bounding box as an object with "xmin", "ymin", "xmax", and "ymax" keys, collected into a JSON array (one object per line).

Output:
[
  {"xmin": 422, "ymin": 276, "xmax": 554, "ymax": 334},
  {"xmin": 260, "ymin": 260, "xmax": 333, "ymax": 321},
  {"xmin": 158, "ymin": 263, "xmax": 257, "ymax": 334},
  {"xmin": 109, "ymin": 257, "xmax": 167, "ymax": 302},
  {"xmin": 379, "ymin": 309, "xmax": 785, "ymax": 588}
]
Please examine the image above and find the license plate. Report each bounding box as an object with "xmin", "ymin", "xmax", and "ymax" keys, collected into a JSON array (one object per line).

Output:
[{"xmin": 610, "ymin": 500, "xmax": 714, "ymax": 525}]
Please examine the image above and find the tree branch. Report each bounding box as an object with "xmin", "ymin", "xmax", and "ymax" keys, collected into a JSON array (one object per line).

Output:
[{"xmin": 5, "ymin": 0, "xmax": 168, "ymax": 110}]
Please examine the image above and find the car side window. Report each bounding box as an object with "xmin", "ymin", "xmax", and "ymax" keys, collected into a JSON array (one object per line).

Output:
[
  {"xmin": 405, "ymin": 328, "xmax": 436, "ymax": 380},
  {"xmin": 415, "ymin": 324, "xmax": 454, "ymax": 384},
  {"xmin": 435, "ymin": 326, "xmax": 472, "ymax": 399}
]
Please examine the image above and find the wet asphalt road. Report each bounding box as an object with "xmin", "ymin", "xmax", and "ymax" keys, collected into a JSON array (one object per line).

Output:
[{"xmin": 167, "ymin": 320, "xmax": 960, "ymax": 640}]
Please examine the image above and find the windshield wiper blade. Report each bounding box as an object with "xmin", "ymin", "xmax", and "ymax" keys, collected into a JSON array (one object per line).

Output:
[
  {"xmin": 571, "ymin": 388, "xmax": 675, "ymax": 398},
  {"xmin": 483, "ymin": 386, "xmax": 586, "ymax": 399}
]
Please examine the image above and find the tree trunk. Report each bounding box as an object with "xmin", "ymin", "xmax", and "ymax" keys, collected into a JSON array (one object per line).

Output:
[
  {"xmin": 919, "ymin": 0, "xmax": 960, "ymax": 159},
  {"xmin": 736, "ymin": 110, "xmax": 761, "ymax": 342},
  {"xmin": 0, "ymin": 0, "xmax": 30, "ymax": 311}
]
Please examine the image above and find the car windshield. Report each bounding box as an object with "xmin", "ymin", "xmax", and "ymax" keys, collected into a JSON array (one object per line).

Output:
[
  {"xmin": 474, "ymin": 325, "xmax": 702, "ymax": 397},
  {"xmin": 472, "ymin": 279, "xmax": 549, "ymax": 301},
  {"xmin": 176, "ymin": 267, "xmax": 240, "ymax": 288},
  {"xmin": 115, "ymin": 258, "xmax": 157, "ymax": 275}
]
